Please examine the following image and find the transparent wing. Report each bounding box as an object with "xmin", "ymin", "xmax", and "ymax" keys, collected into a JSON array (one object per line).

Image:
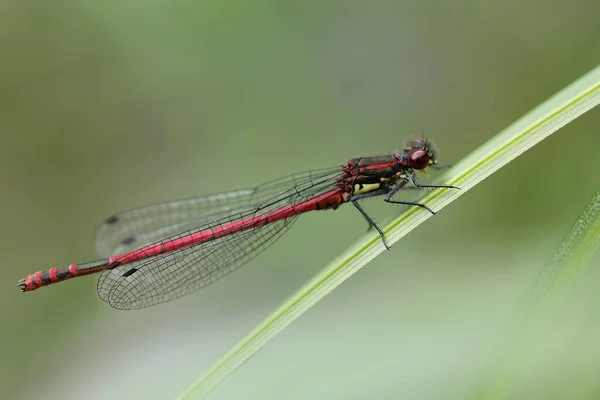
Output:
[
  {"xmin": 97, "ymin": 216, "xmax": 298, "ymax": 309},
  {"xmin": 94, "ymin": 167, "xmax": 340, "ymax": 257},
  {"xmin": 96, "ymin": 167, "xmax": 342, "ymax": 309},
  {"xmin": 95, "ymin": 189, "xmax": 257, "ymax": 257}
]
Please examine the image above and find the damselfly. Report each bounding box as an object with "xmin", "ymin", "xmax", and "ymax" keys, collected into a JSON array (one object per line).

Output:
[{"xmin": 18, "ymin": 138, "xmax": 459, "ymax": 310}]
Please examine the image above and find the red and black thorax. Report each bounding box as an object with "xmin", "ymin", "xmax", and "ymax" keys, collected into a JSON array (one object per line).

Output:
[{"xmin": 337, "ymin": 153, "xmax": 409, "ymax": 201}]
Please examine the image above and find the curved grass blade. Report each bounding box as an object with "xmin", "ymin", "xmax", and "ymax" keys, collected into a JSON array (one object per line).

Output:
[
  {"xmin": 178, "ymin": 66, "xmax": 600, "ymax": 400},
  {"xmin": 466, "ymin": 184, "xmax": 600, "ymax": 400}
]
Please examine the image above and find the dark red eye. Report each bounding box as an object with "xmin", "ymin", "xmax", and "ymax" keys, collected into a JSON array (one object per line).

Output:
[{"xmin": 408, "ymin": 150, "xmax": 430, "ymax": 170}]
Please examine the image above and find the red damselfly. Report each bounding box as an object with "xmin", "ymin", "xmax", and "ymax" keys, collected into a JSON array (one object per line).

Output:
[{"xmin": 18, "ymin": 138, "xmax": 459, "ymax": 310}]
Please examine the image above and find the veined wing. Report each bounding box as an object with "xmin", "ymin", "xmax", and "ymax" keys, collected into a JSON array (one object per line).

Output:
[
  {"xmin": 96, "ymin": 166, "xmax": 342, "ymax": 309},
  {"xmin": 94, "ymin": 167, "xmax": 342, "ymax": 257}
]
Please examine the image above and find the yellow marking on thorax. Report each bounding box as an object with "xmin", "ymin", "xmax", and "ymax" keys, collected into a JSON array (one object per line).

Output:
[{"xmin": 353, "ymin": 183, "xmax": 381, "ymax": 195}]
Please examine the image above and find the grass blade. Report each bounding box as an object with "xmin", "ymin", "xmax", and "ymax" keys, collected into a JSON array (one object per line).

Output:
[
  {"xmin": 178, "ymin": 66, "xmax": 600, "ymax": 400},
  {"xmin": 466, "ymin": 184, "xmax": 600, "ymax": 400}
]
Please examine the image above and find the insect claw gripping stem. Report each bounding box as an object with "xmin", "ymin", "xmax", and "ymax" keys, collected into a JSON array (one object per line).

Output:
[{"xmin": 351, "ymin": 200, "xmax": 390, "ymax": 250}]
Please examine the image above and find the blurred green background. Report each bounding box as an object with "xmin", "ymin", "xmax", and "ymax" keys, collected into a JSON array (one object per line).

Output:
[{"xmin": 1, "ymin": 1, "xmax": 600, "ymax": 399}]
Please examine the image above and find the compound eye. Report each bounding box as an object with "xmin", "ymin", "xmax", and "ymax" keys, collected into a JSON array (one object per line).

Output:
[{"xmin": 408, "ymin": 150, "xmax": 430, "ymax": 170}]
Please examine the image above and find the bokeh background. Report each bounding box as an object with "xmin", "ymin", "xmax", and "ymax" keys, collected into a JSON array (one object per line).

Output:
[{"xmin": 1, "ymin": 1, "xmax": 600, "ymax": 399}]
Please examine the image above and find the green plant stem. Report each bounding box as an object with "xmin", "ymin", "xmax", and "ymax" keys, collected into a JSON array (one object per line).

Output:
[{"xmin": 178, "ymin": 66, "xmax": 600, "ymax": 400}]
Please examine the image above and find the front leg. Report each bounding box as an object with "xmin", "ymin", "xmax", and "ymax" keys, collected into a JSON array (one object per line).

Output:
[
  {"xmin": 382, "ymin": 178, "xmax": 437, "ymax": 214},
  {"xmin": 409, "ymin": 170, "xmax": 460, "ymax": 191}
]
